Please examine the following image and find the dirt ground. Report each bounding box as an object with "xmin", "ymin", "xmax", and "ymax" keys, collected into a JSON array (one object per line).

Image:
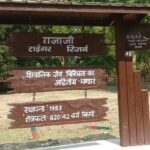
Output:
[{"xmin": 0, "ymin": 84, "xmax": 149, "ymax": 149}]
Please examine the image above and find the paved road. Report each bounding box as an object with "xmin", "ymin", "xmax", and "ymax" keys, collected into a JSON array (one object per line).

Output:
[{"xmin": 27, "ymin": 139, "xmax": 150, "ymax": 150}]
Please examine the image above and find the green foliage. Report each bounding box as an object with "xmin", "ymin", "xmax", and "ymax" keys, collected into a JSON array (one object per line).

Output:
[
  {"xmin": 0, "ymin": 0, "xmax": 150, "ymax": 79},
  {"xmin": 76, "ymin": 55, "xmax": 115, "ymax": 75},
  {"xmin": 0, "ymin": 24, "xmax": 117, "ymax": 77},
  {"xmin": 136, "ymin": 51, "xmax": 150, "ymax": 80},
  {"xmin": 0, "ymin": 46, "xmax": 16, "ymax": 79}
]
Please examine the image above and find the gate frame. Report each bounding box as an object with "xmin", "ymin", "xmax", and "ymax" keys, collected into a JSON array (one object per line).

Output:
[{"xmin": 0, "ymin": 1, "xmax": 150, "ymax": 147}]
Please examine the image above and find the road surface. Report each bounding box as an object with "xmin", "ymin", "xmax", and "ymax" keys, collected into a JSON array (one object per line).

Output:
[{"xmin": 27, "ymin": 139, "xmax": 150, "ymax": 150}]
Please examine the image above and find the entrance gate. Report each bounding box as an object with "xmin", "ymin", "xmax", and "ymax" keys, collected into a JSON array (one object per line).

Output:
[{"xmin": 0, "ymin": 1, "xmax": 150, "ymax": 147}]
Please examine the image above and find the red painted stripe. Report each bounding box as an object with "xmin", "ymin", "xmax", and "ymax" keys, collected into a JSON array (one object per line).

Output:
[{"xmin": 32, "ymin": 131, "xmax": 39, "ymax": 139}]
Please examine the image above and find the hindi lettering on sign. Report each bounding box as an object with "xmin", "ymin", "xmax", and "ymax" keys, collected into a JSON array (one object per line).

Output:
[
  {"xmin": 28, "ymin": 44, "xmax": 52, "ymax": 53},
  {"xmin": 26, "ymin": 71, "xmax": 51, "ymax": 78},
  {"xmin": 42, "ymin": 36, "xmax": 74, "ymax": 45},
  {"xmin": 82, "ymin": 111, "xmax": 95, "ymax": 118},
  {"xmin": 8, "ymin": 98, "xmax": 108, "ymax": 128},
  {"xmin": 125, "ymin": 24, "xmax": 150, "ymax": 51},
  {"xmin": 9, "ymin": 33, "xmax": 105, "ymax": 56},
  {"xmin": 7, "ymin": 68, "xmax": 106, "ymax": 93},
  {"xmin": 65, "ymin": 70, "xmax": 86, "ymax": 77},
  {"xmin": 24, "ymin": 106, "xmax": 45, "ymax": 113},
  {"xmin": 54, "ymin": 78, "xmax": 77, "ymax": 86},
  {"xmin": 80, "ymin": 78, "xmax": 96, "ymax": 85},
  {"xmin": 52, "ymin": 70, "xmax": 63, "ymax": 78},
  {"xmin": 67, "ymin": 45, "xmax": 88, "ymax": 53},
  {"xmin": 25, "ymin": 115, "xmax": 47, "ymax": 123}
]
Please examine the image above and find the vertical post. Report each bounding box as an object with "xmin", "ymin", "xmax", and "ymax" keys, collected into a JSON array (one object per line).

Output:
[
  {"xmin": 33, "ymin": 92, "xmax": 36, "ymax": 102},
  {"xmin": 115, "ymin": 16, "xmax": 130, "ymax": 146},
  {"xmin": 141, "ymin": 89, "xmax": 150, "ymax": 144},
  {"xmin": 84, "ymin": 89, "xmax": 87, "ymax": 99},
  {"xmin": 31, "ymin": 92, "xmax": 39, "ymax": 140},
  {"xmin": 133, "ymin": 71, "xmax": 144, "ymax": 145},
  {"xmin": 126, "ymin": 56, "xmax": 137, "ymax": 145}
]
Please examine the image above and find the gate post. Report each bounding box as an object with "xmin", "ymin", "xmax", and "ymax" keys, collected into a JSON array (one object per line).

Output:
[
  {"xmin": 115, "ymin": 16, "xmax": 130, "ymax": 146},
  {"xmin": 115, "ymin": 17, "xmax": 150, "ymax": 146}
]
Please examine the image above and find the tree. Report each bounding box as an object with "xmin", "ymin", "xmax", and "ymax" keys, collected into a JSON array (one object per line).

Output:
[
  {"xmin": 0, "ymin": 46, "xmax": 16, "ymax": 79},
  {"xmin": 136, "ymin": 51, "xmax": 150, "ymax": 81}
]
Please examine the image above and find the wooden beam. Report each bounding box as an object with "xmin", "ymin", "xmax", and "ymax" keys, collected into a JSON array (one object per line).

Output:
[
  {"xmin": 115, "ymin": 15, "xmax": 130, "ymax": 146},
  {"xmin": 0, "ymin": 3, "xmax": 149, "ymax": 14},
  {"xmin": 0, "ymin": 3, "xmax": 147, "ymax": 25}
]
